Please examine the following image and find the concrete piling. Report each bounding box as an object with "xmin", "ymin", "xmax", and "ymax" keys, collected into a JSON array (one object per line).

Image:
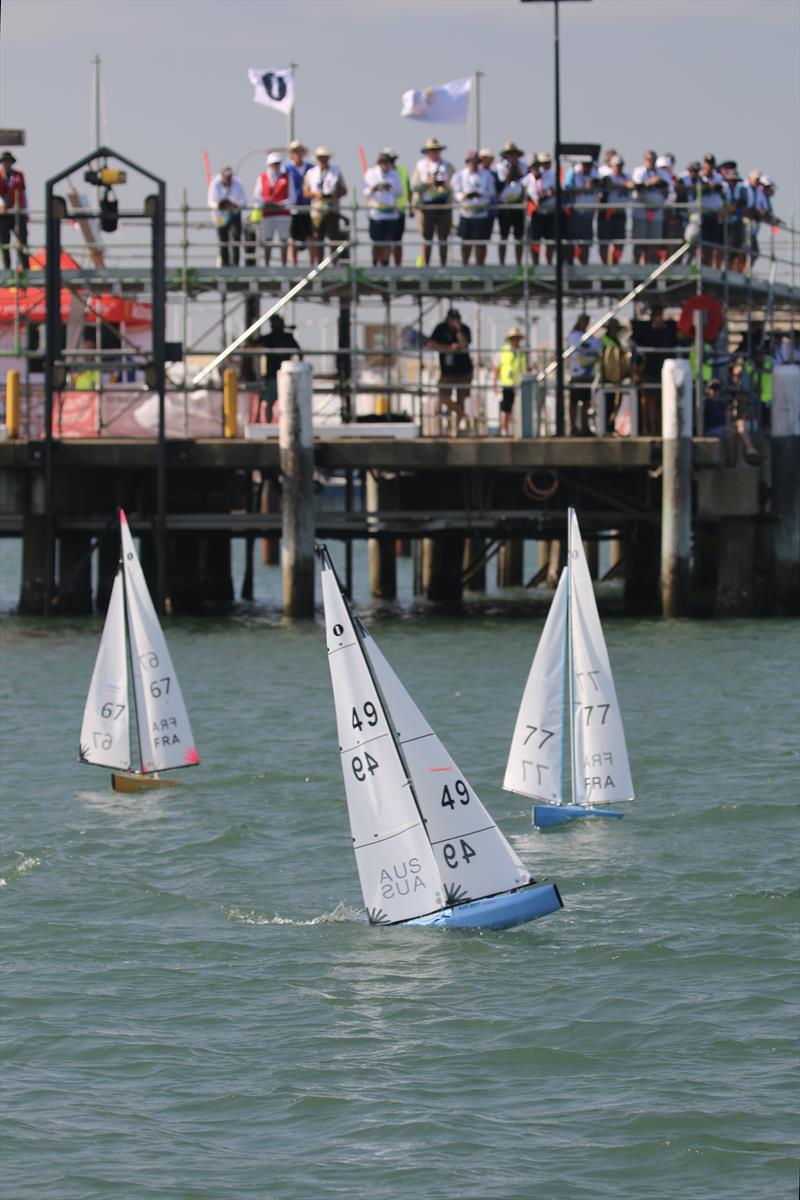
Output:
[
  {"xmin": 660, "ymin": 358, "xmax": 693, "ymax": 617},
  {"xmin": 279, "ymin": 361, "xmax": 315, "ymax": 617},
  {"xmin": 770, "ymin": 365, "xmax": 800, "ymax": 614}
]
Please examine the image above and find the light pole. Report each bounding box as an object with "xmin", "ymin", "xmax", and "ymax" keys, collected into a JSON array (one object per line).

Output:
[{"xmin": 521, "ymin": 0, "xmax": 589, "ymax": 436}]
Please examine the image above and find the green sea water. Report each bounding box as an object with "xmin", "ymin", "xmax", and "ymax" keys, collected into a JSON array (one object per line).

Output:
[{"xmin": 1, "ymin": 540, "xmax": 798, "ymax": 1199}]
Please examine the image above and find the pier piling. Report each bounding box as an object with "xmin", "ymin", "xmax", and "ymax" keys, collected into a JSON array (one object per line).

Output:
[
  {"xmin": 279, "ymin": 361, "xmax": 315, "ymax": 617},
  {"xmin": 771, "ymin": 366, "xmax": 800, "ymax": 615},
  {"xmin": 660, "ymin": 358, "xmax": 693, "ymax": 617}
]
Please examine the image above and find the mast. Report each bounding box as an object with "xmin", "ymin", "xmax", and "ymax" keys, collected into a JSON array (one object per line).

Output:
[
  {"xmin": 120, "ymin": 531, "xmax": 145, "ymax": 776},
  {"xmin": 567, "ymin": 508, "xmax": 577, "ymax": 806}
]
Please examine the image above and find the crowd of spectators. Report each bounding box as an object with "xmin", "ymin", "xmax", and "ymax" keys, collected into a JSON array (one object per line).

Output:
[{"xmin": 206, "ymin": 139, "xmax": 782, "ymax": 273}]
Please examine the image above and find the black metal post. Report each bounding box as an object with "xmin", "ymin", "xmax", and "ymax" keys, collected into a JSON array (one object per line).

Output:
[
  {"xmin": 553, "ymin": 0, "xmax": 565, "ymax": 436},
  {"xmin": 43, "ymin": 186, "xmax": 63, "ymax": 613},
  {"xmin": 149, "ymin": 185, "xmax": 167, "ymax": 614}
]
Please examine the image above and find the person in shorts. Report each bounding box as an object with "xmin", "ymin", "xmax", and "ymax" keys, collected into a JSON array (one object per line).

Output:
[
  {"xmin": 410, "ymin": 136, "xmax": 455, "ymax": 266},
  {"xmin": 363, "ymin": 151, "xmax": 403, "ymax": 265},
  {"xmin": 284, "ymin": 140, "xmax": 312, "ymax": 266},
  {"xmin": 427, "ymin": 308, "xmax": 473, "ymax": 434}
]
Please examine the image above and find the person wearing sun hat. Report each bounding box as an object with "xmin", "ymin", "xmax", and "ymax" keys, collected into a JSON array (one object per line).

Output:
[
  {"xmin": 410, "ymin": 136, "xmax": 455, "ymax": 265},
  {"xmin": 0, "ymin": 149, "xmax": 29, "ymax": 271},
  {"xmin": 452, "ymin": 151, "xmax": 495, "ymax": 266},
  {"xmin": 284, "ymin": 139, "xmax": 312, "ymax": 266},
  {"xmin": 496, "ymin": 141, "xmax": 528, "ymax": 264},
  {"xmin": 303, "ymin": 146, "xmax": 347, "ymax": 265},
  {"xmin": 207, "ymin": 163, "xmax": 247, "ymax": 266},
  {"xmin": 492, "ymin": 325, "xmax": 527, "ymax": 436},
  {"xmin": 252, "ymin": 151, "xmax": 291, "ymax": 265}
]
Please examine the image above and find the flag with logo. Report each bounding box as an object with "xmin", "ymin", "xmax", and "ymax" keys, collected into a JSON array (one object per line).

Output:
[
  {"xmin": 400, "ymin": 77, "xmax": 471, "ymax": 124},
  {"xmin": 248, "ymin": 67, "xmax": 294, "ymax": 115}
]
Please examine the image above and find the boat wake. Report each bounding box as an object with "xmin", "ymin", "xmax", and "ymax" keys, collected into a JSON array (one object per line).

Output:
[
  {"xmin": 222, "ymin": 901, "xmax": 364, "ymax": 926},
  {"xmin": 0, "ymin": 852, "xmax": 43, "ymax": 888}
]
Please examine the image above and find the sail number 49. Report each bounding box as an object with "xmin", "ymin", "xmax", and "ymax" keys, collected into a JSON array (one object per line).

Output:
[
  {"xmin": 443, "ymin": 839, "xmax": 476, "ymax": 869},
  {"xmin": 351, "ymin": 702, "xmax": 378, "ymax": 732},
  {"xmin": 441, "ymin": 780, "xmax": 469, "ymax": 808},
  {"xmin": 352, "ymin": 752, "xmax": 379, "ymax": 781}
]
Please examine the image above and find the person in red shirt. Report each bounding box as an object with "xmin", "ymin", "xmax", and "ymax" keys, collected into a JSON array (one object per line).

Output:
[
  {"xmin": 253, "ymin": 152, "xmax": 290, "ymax": 266},
  {"xmin": 0, "ymin": 151, "xmax": 29, "ymax": 271}
]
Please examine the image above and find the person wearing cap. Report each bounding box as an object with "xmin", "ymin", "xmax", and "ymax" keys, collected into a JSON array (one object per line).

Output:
[
  {"xmin": 252, "ymin": 152, "xmax": 291, "ymax": 266},
  {"xmin": 496, "ymin": 142, "xmax": 528, "ymax": 264},
  {"xmin": 492, "ymin": 326, "xmax": 527, "ymax": 436},
  {"xmin": 523, "ymin": 153, "xmax": 557, "ymax": 265},
  {"xmin": 207, "ymin": 164, "xmax": 247, "ymax": 267},
  {"xmin": 742, "ymin": 169, "xmax": 771, "ymax": 271},
  {"xmin": 303, "ymin": 147, "xmax": 347, "ymax": 265},
  {"xmin": 631, "ymin": 151, "xmax": 669, "ymax": 265},
  {"xmin": 567, "ymin": 313, "xmax": 603, "ymax": 436},
  {"xmin": 564, "ymin": 157, "xmax": 600, "ymax": 265},
  {"xmin": 452, "ymin": 151, "xmax": 495, "ymax": 266},
  {"xmin": 383, "ymin": 150, "xmax": 408, "ymax": 266},
  {"xmin": 363, "ymin": 151, "xmax": 403, "ymax": 266},
  {"xmin": 695, "ymin": 154, "xmax": 725, "ymax": 268},
  {"xmin": 426, "ymin": 307, "xmax": 473, "ymax": 434},
  {"xmin": 0, "ymin": 150, "xmax": 29, "ymax": 272},
  {"xmin": 597, "ymin": 154, "xmax": 633, "ymax": 266},
  {"xmin": 717, "ymin": 161, "xmax": 746, "ymax": 271},
  {"xmin": 598, "ymin": 317, "xmax": 631, "ymax": 433},
  {"xmin": 284, "ymin": 141, "xmax": 312, "ymax": 266},
  {"xmin": 410, "ymin": 137, "xmax": 455, "ymax": 266}
]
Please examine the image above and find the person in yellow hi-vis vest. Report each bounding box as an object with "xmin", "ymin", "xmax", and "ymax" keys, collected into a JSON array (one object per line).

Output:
[
  {"xmin": 492, "ymin": 326, "xmax": 527, "ymax": 437},
  {"xmin": 72, "ymin": 334, "xmax": 101, "ymax": 391}
]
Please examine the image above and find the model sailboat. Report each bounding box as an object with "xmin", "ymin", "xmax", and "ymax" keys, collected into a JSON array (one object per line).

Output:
[
  {"xmin": 318, "ymin": 544, "xmax": 562, "ymax": 930},
  {"xmin": 79, "ymin": 509, "xmax": 199, "ymax": 793},
  {"xmin": 503, "ymin": 508, "xmax": 634, "ymax": 828}
]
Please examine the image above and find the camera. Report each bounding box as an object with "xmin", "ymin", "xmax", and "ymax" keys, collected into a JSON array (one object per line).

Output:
[{"xmin": 84, "ymin": 167, "xmax": 127, "ymax": 187}]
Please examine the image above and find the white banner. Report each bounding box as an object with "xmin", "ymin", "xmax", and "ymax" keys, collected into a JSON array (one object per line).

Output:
[
  {"xmin": 248, "ymin": 67, "xmax": 294, "ymax": 115},
  {"xmin": 400, "ymin": 76, "xmax": 471, "ymax": 125}
]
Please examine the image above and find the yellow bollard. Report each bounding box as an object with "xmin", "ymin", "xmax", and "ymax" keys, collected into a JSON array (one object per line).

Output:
[
  {"xmin": 375, "ymin": 394, "xmax": 389, "ymax": 417},
  {"xmin": 223, "ymin": 368, "xmax": 238, "ymax": 438},
  {"xmin": 6, "ymin": 369, "xmax": 20, "ymax": 439}
]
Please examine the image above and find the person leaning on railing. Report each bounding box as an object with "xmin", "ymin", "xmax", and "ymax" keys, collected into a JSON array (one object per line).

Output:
[
  {"xmin": 410, "ymin": 136, "xmax": 455, "ymax": 267},
  {"xmin": 207, "ymin": 165, "xmax": 247, "ymax": 267}
]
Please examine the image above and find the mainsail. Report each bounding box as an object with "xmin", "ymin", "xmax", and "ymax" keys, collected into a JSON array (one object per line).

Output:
[
  {"xmin": 319, "ymin": 549, "xmax": 446, "ymax": 924},
  {"xmin": 567, "ymin": 510, "xmax": 634, "ymax": 806},
  {"xmin": 79, "ymin": 569, "xmax": 131, "ymax": 771},
  {"xmin": 502, "ymin": 569, "xmax": 567, "ymax": 804}
]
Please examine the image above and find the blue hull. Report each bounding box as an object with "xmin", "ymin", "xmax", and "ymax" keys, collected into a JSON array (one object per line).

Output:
[
  {"xmin": 533, "ymin": 803, "xmax": 625, "ymax": 829},
  {"xmin": 402, "ymin": 882, "xmax": 563, "ymax": 931}
]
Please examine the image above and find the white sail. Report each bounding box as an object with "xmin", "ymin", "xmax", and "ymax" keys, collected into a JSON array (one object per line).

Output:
[
  {"xmin": 78, "ymin": 569, "xmax": 131, "ymax": 771},
  {"xmin": 568, "ymin": 510, "xmax": 634, "ymax": 806},
  {"xmin": 119, "ymin": 512, "xmax": 199, "ymax": 774},
  {"xmin": 319, "ymin": 551, "xmax": 446, "ymax": 924},
  {"xmin": 362, "ymin": 633, "xmax": 531, "ymax": 906},
  {"xmin": 503, "ymin": 568, "xmax": 567, "ymax": 804}
]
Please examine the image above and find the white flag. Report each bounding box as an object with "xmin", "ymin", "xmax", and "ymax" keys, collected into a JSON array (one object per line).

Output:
[
  {"xmin": 400, "ymin": 77, "xmax": 471, "ymax": 125},
  {"xmin": 248, "ymin": 67, "xmax": 294, "ymax": 116}
]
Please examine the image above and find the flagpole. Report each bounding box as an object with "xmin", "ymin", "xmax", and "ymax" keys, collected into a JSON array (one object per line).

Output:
[
  {"xmin": 474, "ymin": 70, "xmax": 483, "ymax": 151},
  {"xmin": 288, "ymin": 62, "xmax": 297, "ymax": 143}
]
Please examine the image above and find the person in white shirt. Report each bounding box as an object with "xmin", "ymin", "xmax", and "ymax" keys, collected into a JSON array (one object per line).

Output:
[
  {"xmin": 208, "ymin": 166, "xmax": 247, "ymax": 266},
  {"xmin": 410, "ymin": 136, "xmax": 455, "ymax": 266},
  {"xmin": 452, "ymin": 151, "xmax": 495, "ymax": 265},
  {"xmin": 631, "ymin": 150, "xmax": 669, "ymax": 265},
  {"xmin": 363, "ymin": 151, "xmax": 403, "ymax": 266},
  {"xmin": 524, "ymin": 152, "xmax": 556, "ymax": 265},
  {"xmin": 597, "ymin": 154, "xmax": 633, "ymax": 265},
  {"xmin": 744, "ymin": 172, "xmax": 772, "ymax": 269},
  {"xmin": 303, "ymin": 147, "xmax": 347, "ymax": 265}
]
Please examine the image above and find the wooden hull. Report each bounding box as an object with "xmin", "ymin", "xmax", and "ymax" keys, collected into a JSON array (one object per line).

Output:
[{"xmin": 111, "ymin": 772, "xmax": 181, "ymax": 793}]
